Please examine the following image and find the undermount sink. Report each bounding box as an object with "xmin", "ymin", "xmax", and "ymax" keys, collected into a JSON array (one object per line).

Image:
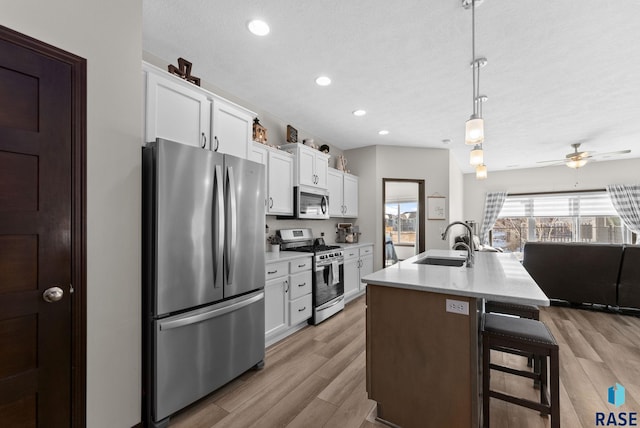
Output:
[{"xmin": 414, "ymin": 257, "xmax": 465, "ymax": 267}]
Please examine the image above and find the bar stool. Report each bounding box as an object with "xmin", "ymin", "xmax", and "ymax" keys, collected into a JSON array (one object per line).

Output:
[
  {"xmin": 482, "ymin": 313, "xmax": 560, "ymax": 428},
  {"xmin": 484, "ymin": 300, "xmax": 540, "ymax": 368}
]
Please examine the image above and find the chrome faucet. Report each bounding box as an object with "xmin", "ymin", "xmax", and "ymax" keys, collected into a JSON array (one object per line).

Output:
[{"xmin": 441, "ymin": 221, "xmax": 475, "ymax": 268}]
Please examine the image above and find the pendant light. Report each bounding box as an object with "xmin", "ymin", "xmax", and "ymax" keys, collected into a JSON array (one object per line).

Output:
[
  {"xmin": 470, "ymin": 144, "xmax": 484, "ymax": 166},
  {"xmin": 475, "ymin": 163, "xmax": 487, "ymax": 179},
  {"xmin": 464, "ymin": 0, "xmax": 486, "ymax": 146}
]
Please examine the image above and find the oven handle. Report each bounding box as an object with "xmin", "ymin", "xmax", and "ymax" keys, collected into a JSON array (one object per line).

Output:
[{"xmin": 320, "ymin": 295, "xmax": 344, "ymax": 310}]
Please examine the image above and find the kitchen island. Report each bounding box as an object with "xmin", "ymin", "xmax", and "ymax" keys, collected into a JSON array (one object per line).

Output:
[{"xmin": 362, "ymin": 250, "xmax": 549, "ymax": 428}]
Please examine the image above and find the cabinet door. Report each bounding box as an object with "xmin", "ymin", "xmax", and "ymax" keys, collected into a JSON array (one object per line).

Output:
[
  {"xmin": 265, "ymin": 277, "xmax": 288, "ymax": 337},
  {"xmin": 146, "ymin": 72, "xmax": 210, "ymax": 148},
  {"xmin": 343, "ymin": 173, "xmax": 359, "ymax": 217},
  {"xmin": 343, "ymin": 257, "xmax": 360, "ymax": 301},
  {"xmin": 212, "ymin": 99, "xmax": 252, "ymax": 159},
  {"xmin": 359, "ymin": 253, "xmax": 374, "ymax": 291},
  {"xmin": 297, "ymin": 147, "xmax": 316, "ymax": 187},
  {"xmin": 314, "ymin": 153, "xmax": 329, "ymax": 188},
  {"xmin": 268, "ymin": 150, "xmax": 294, "ymax": 215},
  {"xmin": 327, "ymin": 168, "xmax": 344, "ymax": 217},
  {"xmin": 249, "ymin": 142, "xmax": 269, "ymax": 209}
]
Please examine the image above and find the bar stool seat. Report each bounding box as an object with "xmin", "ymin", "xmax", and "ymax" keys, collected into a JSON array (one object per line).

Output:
[{"xmin": 482, "ymin": 313, "xmax": 560, "ymax": 428}]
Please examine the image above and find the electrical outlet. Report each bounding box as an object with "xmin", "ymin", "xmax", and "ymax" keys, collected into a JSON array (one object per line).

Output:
[{"xmin": 446, "ymin": 299, "xmax": 469, "ymax": 315}]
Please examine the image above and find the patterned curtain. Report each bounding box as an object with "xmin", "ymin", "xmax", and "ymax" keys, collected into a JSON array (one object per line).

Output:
[
  {"xmin": 480, "ymin": 191, "xmax": 507, "ymax": 245},
  {"xmin": 606, "ymin": 184, "xmax": 640, "ymax": 235}
]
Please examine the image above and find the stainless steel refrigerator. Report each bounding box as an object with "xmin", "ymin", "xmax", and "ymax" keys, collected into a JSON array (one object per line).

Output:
[{"xmin": 142, "ymin": 138, "xmax": 266, "ymax": 428}]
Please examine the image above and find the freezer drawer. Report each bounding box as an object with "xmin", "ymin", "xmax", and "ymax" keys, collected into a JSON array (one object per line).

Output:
[{"xmin": 153, "ymin": 290, "xmax": 265, "ymax": 423}]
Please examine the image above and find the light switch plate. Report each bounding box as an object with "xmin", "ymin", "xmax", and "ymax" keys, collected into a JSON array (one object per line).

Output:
[{"xmin": 446, "ymin": 299, "xmax": 469, "ymax": 315}]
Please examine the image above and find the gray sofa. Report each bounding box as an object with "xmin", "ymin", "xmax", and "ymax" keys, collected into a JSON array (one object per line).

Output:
[{"xmin": 522, "ymin": 242, "xmax": 640, "ymax": 310}]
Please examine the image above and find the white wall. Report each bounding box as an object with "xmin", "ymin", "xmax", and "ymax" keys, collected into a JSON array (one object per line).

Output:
[
  {"xmin": 3, "ymin": 2, "xmax": 143, "ymax": 427},
  {"xmin": 346, "ymin": 145, "xmax": 452, "ymax": 270},
  {"xmin": 448, "ymin": 152, "xmax": 465, "ymax": 245},
  {"xmin": 464, "ymin": 158, "xmax": 640, "ymax": 225}
]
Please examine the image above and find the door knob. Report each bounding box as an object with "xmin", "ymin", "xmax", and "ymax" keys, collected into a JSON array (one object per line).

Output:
[{"xmin": 43, "ymin": 286, "xmax": 64, "ymax": 303}]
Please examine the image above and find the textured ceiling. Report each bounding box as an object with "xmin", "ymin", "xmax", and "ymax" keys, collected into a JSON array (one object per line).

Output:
[{"xmin": 143, "ymin": 0, "xmax": 640, "ymax": 173}]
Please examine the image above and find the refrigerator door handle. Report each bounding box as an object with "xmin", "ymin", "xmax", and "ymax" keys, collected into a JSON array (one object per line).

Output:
[
  {"xmin": 226, "ymin": 166, "xmax": 238, "ymax": 285},
  {"xmin": 159, "ymin": 291, "xmax": 264, "ymax": 331},
  {"xmin": 214, "ymin": 164, "xmax": 225, "ymax": 286}
]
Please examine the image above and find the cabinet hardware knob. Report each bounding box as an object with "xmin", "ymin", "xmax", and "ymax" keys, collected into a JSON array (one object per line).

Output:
[
  {"xmin": 298, "ymin": 264, "xmax": 306, "ymax": 268},
  {"xmin": 298, "ymin": 307, "xmax": 306, "ymax": 312},
  {"xmin": 299, "ymin": 282, "xmax": 305, "ymax": 287},
  {"xmin": 268, "ymin": 270, "xmax": 277, "ymax": 274},
  {"xmin": 201, "ymin": 132, "xmax": 207, "ymax": 149},
  {"xmin": 214, "ymin": 136, "xmax": 219, "ymax": 151},
  {"xmin": 284, "ymin": 280, "xmax": 289, "ymax": 292}
]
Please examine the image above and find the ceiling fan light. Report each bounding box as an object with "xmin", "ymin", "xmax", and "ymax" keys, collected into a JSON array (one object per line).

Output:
[
  {"xmin": 566, "ymin": 158, "xmax": 588, "ymax": 169},
  {"xmin": 470, "ymin": 144, "xmax": 483, "ymax": 166},
  {"xmin": 475, "ymin": 163, "xmax": 487, "ymax": 180},
  {"xmin": 465, "ymin": 116, "xmax": 484, "ymax": 145}
]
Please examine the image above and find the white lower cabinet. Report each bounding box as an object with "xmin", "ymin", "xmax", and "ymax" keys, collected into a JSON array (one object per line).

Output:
[
  {"xmin": 264, "ymin": 256, "xmax": 312, "ymax": 345},
  {"xmin": 343, "ymin": 245, "xmax": 374, "ymax": 302}
]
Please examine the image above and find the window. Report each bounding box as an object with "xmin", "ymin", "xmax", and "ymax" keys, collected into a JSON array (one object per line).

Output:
[
  {"xmin": 492, "ymin": 191, "xmax": 633, "ymax": 253},
  {"xmin": 385, "ymin": 201, "xmax": 417, "ymax": 246}
]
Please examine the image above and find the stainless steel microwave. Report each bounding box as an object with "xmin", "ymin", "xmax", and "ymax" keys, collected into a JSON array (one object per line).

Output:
[{"xmin": 280, "ymin": 186, "xmax": 329, "ymax": 220}]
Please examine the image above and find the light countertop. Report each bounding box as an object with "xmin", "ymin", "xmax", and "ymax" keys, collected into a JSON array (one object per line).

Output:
[
  {"xmin": 336, "ymin": 242, "xmax": 373, "ymax": 249},
  {"xmin": 265, "ymin": 251, "xmax": 312, "ymax": 264},
  {"xmin": 361, "ymin": 250, "xmax": 549, "ymax": 306}
]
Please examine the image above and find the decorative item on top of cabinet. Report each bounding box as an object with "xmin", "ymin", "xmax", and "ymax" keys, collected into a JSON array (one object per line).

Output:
[
  {"xmin": 167, "ymin": 57, "xmax": 200, "ymax": 86},
  {"xmin": 336, "ymin": 154, "xmax": 348, "ymax": 172},
  {"xmin": 253, "ymin": 117, "xmax": 267, "ymax": 144},
  {"xmin": 286, "ymin": 125, "xmax": 298, "ymax": 143}
]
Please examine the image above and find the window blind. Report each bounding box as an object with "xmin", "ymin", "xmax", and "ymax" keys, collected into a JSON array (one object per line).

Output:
[{"xmin": 498, "ymin": 191, "xmax": 617, "ymax": 218}]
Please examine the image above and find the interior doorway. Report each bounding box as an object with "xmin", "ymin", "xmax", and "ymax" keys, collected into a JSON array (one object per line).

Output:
[{"xmin": 382, "ymin": 179, "xmax": 425, "ymax": 267}]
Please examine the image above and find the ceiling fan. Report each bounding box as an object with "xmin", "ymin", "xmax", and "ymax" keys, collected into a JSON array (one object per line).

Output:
[{"xmin": 537, "ymin": 143, "xmax": 631, "ymax": 169}]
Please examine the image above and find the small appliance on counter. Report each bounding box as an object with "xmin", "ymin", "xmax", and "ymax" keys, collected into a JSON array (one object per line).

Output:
[{"xmin": 335, "ymin": 223, "xmax": 360, "ymax": 244}]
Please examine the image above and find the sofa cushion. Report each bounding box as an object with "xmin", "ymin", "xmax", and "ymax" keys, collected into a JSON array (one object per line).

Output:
[
  {"xmin": 523, "ymin": 242, "xmax": 623, "ymax": 305},
  {"xmin": 618, "ymin": 245, "xmax": 640, "ymax": 308}
]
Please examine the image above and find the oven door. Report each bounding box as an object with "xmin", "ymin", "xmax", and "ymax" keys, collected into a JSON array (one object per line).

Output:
[
  {"xmin": 314, "ymin": 262, "xmax": 344, "ymax": 307},
  {"xmin": 297, "ymin": 186, "xmax": 329, "ymax": 219}
]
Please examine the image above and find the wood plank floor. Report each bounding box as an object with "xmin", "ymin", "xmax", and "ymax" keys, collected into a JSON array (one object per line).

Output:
[{"xmin": 167, "ymin": 295, "xmax": 640, "ymax": 428}]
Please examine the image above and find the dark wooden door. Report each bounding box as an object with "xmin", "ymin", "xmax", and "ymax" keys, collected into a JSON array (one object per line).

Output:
[{"xmin": 0, "ymin": 26, "xmax": 85, "ymax": 427}]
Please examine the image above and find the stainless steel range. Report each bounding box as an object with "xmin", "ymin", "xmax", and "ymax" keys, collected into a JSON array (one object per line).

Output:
[{"xmin": 278, "ymin": 228, "xmax": 345, "ymax": 324}]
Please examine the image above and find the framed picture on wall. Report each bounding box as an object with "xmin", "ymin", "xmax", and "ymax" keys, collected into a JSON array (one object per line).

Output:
[{"xmin": 427, "ymin": 195, "xmax": 446, "ymax": 220}]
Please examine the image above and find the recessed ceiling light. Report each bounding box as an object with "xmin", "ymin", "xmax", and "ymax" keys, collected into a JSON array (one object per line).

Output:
[
  {"xmin": 352, "ymin": 109, "xmax": 366, "ymax": 117},
  {"xmin": 378, "ymin": 130, "xmax": 389, "ymax": 135},
  {"xmin": 247, "ymin": 19, "xmax": 270, "ymax": 36},
  {"xmin": 315, "ymin": 76, "xmax": 331, "ymax": 86}
]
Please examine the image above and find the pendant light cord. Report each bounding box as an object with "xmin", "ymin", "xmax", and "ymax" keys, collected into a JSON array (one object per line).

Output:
[{"xmin": 471, "ymin": 0, "xmax": 476, "ymax": 116}]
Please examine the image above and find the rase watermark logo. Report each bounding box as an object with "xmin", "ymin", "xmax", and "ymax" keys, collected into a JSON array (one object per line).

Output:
[{"xmin": 596, "ymin": 383, "xmax": 637, "ymax": 426}]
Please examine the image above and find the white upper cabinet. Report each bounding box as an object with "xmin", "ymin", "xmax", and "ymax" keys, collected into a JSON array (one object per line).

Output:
[
  {"xmin": 280, "ymin": 143, "xmax": 329, "ymax": 190},
  {"xmin": 249, "ymin": 142, "xmax": 294, "ymax": 216},
  {"xmin": 327, "ymin": 167, "xmax": 358, "ymax": 218},
  {"xmin": 211, "ymin": 98, "xmax": 253, "ymax": 159},
  {"xmin": 145, "ymin": 70, "xmax": 211, "ymax": 148},
  {"xmin": 144, "ymin": 62, "xmax": 254, "ymax": 158}
]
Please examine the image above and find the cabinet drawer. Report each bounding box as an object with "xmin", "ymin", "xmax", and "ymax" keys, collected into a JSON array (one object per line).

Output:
[
  {"xmin": 344, "ymin": 249, "xmax": 359, "ymax": 260},
  {"xmin": 265, "ymin": 261, "xmax": 288, "ymax": 280},
  {"xmin": 289, "ymin": 294, "xmax": 312, "ymax": 326},
  {"xmin": 360, "ymin": 246, "xmax": 373, "ymax": 256},
  {"xmin": 289, "ymin": 257, "xmax": 312, "ymax": 274},
  {"xmin": 289, "ymin": 271, "xmax": 312, "ymax": 300}
]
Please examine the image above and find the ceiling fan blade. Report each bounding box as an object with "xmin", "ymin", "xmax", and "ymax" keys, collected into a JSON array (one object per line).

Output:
[
  {"xmin": 591, "ymin": 149, "xmax": 631, "ymax": 158},
  {"xmin": 536, "ymin": 159, "xmax": 565, "ymax": 164}
]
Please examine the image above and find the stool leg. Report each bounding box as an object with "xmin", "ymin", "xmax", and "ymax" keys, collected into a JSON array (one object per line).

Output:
[
  {"xmin": 534, "ymin": 355, "xmax": 541, "ymax": 389},
  {"xmin": 550, "ymin": 347, "xmax": 560, "ymax": 428},
  {"xmin": 540, "ymin": 355, "xmax": 549, "ymax": 414},
  {"xmin": 483, "ymin": 335, "xmax": 491, "ymax": 428}
]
